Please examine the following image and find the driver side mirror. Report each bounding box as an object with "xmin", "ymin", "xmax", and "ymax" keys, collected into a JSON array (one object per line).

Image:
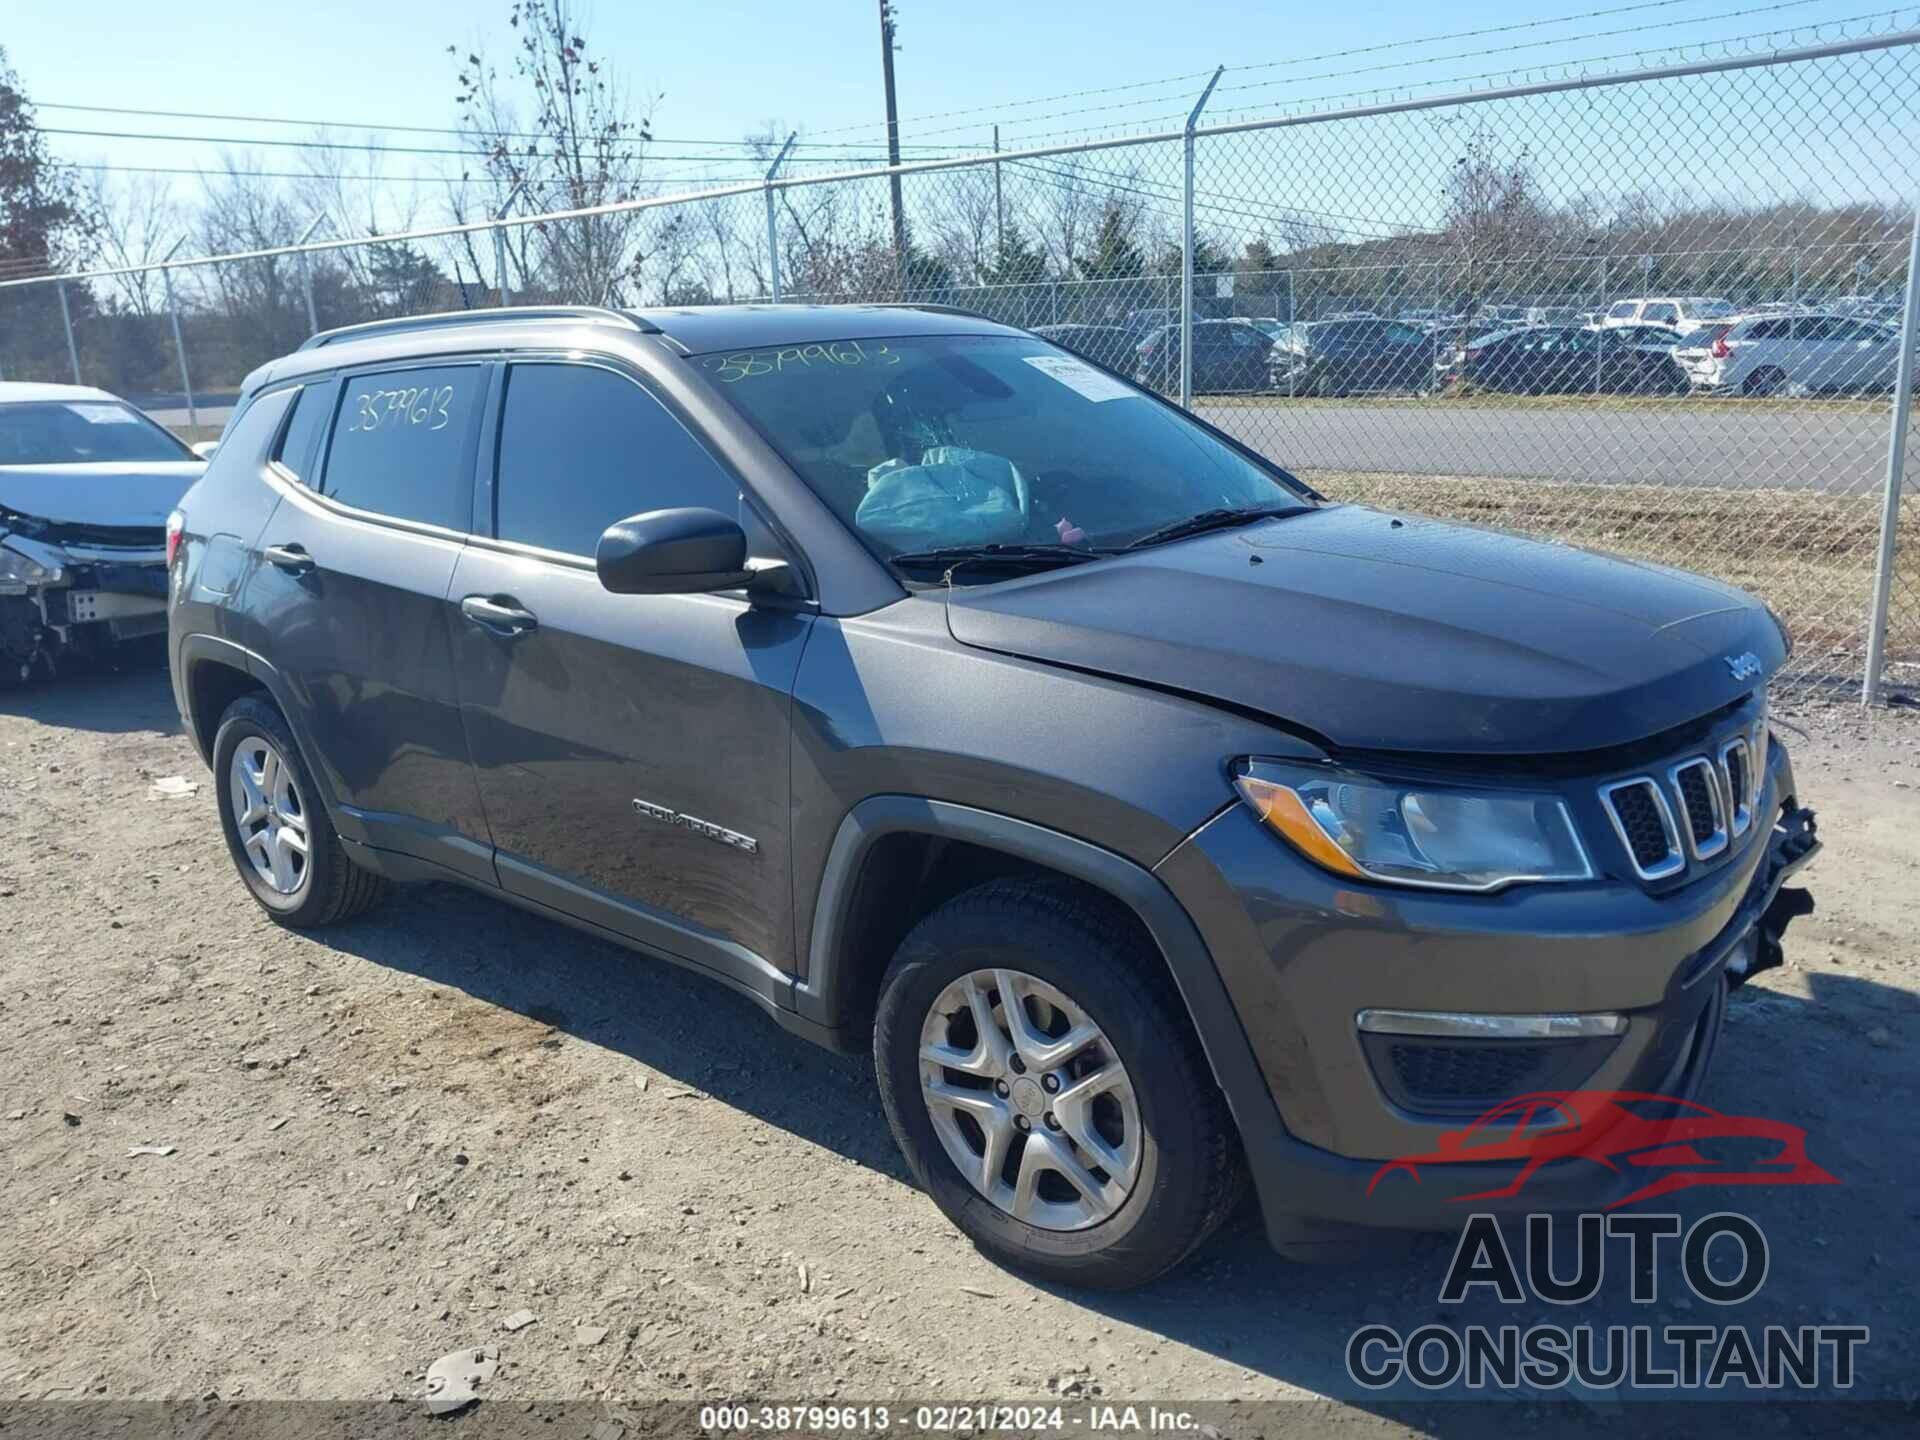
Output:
[
  {"xmin": 596, "ymin": 507, "xmax": 787, "ymax": 597},
  {"xmin": 191, "ymin": 440, "xmax": 220, "ymax": 460}
]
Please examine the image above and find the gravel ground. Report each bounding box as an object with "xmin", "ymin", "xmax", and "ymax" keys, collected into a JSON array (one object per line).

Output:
[{"xmin": 1, "ymin": 659, "xmax": 1916, "ymax": 1427}]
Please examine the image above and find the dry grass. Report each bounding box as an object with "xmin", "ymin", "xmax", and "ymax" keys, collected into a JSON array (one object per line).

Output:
[{"xmin": 1306, "ymin": 469, "xmax": 1920, "ymax": 689}]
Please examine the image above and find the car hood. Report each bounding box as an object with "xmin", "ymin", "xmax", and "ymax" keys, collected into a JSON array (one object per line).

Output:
[
  {"xmin": 943, "ymin": 506, "xmax": 1785, "ymax": 755},
  {"xmin": 0, "ymin": 461, "xmax": 204, "ymax": 529}
]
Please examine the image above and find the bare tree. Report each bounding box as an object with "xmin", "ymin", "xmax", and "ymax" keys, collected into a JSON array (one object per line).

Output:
[
  {"xmin": 295, "ymin": 132, "xmax": 436, "ymax": 320},
  {"xmin": 927, "ymin": 166, "xmax": 998, "ymax": 287},
  {"xmin": 1438, "ymin": 123, "xmax": 1554, "ymax": 320},
  {"xmin": 452, "ymin": 0, "xmax": 658, "ymax": 302},
  {"xmin": 86, "ymin": 171, "xmax": 179, "ymax": 315}
]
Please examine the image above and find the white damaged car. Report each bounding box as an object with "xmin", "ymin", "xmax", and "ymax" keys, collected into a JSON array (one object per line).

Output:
[{"xmin": 0, "ymin": 383, "xmax": 205, "ymax": 683}]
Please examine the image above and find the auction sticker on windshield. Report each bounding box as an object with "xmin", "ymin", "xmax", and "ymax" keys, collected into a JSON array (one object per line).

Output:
[
  {"xmin": 1022, "ymin": 354, "xmax": 1137, "ymax": 402},
  {"xmin": 69, "ymin": 403, "xmax": 141, "ymax": 424}
]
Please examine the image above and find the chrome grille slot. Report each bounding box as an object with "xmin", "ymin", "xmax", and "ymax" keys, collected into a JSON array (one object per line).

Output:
[
  {"xmin": 1599, "ymin": 777, "xmax": 1684, "ymax": 880},
  {"xmin": 1669, "ymin": 757, "xmax": 1729, "ymax": 860},
  {"xmin": 1720, "ymin": 737, "xmax": 1753, "ymax": 837}
]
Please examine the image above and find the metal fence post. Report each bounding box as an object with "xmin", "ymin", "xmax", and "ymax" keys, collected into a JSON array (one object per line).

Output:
[
  {"xmin": 1862, "ymin": 200, "xmax": 1920, "ymax": 705},
  {"xmin": 296, "ymin": 213, "xmax": 325, "ymax": 335},
  {"xmin": 1596, "ymin": 254, "xmax": 1608, "ymax": 392},
  {"xmin": 764, "ymin": 132, "xmax": 798, "ymax": 303},
  {"xmin": 493, "ymin": 179, "xmax": 527, "ymax": 308},
  {"xmin": 159, "ymin": 238, "xmax": 197, "ymax": 431},
  {"xmin": 56, "ymin": 280, "xmax": 81, "ymax": 385},
  {"xmin": 1180, "ymin": 65, "xmax": 1224, "ymax": 410},
  {"xmin": 992, "ymin": 124, "xmax": 1004, "ymax": 258},
  {"xmin": 1285, "ymin": 270, "xmax": 1296, "ymax": 398}
]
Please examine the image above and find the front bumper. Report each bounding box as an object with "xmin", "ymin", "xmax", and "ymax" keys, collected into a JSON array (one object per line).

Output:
[{"xmin": 1155, "ymin": 737, "xmax": 1819, "ymax": 1238}]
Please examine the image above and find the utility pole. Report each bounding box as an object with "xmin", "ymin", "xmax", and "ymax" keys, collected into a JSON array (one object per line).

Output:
[{"xmin": 878, "ymin": 0, "xmax": 908, "ymax": 288}]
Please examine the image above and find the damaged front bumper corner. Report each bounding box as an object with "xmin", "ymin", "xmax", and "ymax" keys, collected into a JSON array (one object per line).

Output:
[
  {"xmin": 1, "ymin": 531, "xmax": 169, "ymax": 680},
  {"xmin": 1725, "ymin": 802, "xmax": 1819, "ymax": 989}
]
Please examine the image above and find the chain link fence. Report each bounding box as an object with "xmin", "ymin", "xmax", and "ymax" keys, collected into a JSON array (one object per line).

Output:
[{"xmin": 3, "ymin": 26, "xmax": 1918, "ymax": 704}]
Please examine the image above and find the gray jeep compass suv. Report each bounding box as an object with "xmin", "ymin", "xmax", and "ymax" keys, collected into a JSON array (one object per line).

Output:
[{"xmin": 167, "ymin": 304, "xmax": 1819, "ymax": 1288}]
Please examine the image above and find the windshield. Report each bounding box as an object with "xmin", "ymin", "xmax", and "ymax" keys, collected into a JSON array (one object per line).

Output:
[
  {"xmin": 697, "ymin": 334, "xmax": 1309, "ymax": 562},
  {"xmin": 0, "ymin": 401, "xmax": 193, "ymax": 465},
  {"xmin": 1689, "ymin": 299, "xmax": 1736, "ymax": 319}
]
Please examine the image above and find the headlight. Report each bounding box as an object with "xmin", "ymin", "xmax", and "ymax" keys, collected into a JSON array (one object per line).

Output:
[
  {"xmin": 1232, "ymin": 760, "xmax": 1593, "ymax": 892},
  {"xmin": 0, "ymin": 542, "xmax": 61, "ymax": 588}
]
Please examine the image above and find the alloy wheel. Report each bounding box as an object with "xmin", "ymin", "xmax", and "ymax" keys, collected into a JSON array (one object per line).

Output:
[
  {"xmin": 918, "ymin": 968, "xmax": 1141, "ymax": 1230},
  {"xmin": 229, "ymin": 735, "xmax": 311, "ymax": 897}
]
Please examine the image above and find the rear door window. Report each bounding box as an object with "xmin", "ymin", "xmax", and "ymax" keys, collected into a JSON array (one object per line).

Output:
[
  {"xmin": 492, "ymin": 361, "xmax": 740, "ymax": 558},
  {"xmin": 321, "ymin": 365, "xmax": 485, "ymax": 529},
  {"xmin": 1607, "ymin": 302, "xmax": 1638, "ymax": 321},
  {"xmin": 1642, "ymin": 303, "xmax": 1680, "ymax": 325}
]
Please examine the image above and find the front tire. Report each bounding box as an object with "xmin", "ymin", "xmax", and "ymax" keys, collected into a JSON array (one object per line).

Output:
[
  {"xmin": 212, "ymin": 694, "xmax": 387, "ymax": 928},
  {"xmin": 874, "ymin": 879, "xmax": 1246, "ymax": 1289}
]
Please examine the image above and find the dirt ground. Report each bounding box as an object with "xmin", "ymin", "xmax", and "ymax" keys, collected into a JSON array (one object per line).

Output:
[{"xmin": 1, "ymin": 659, "xmax": 1917, "ymax": 1427}]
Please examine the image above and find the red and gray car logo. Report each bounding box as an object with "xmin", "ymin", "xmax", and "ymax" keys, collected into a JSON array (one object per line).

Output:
[{"xmin": 1368, "ymin": 1090, "xmax": 1838, "ymax": 1209}]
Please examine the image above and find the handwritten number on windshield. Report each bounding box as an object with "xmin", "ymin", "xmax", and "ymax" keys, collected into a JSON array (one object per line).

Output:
[{"xmin": 704, "ymin": 340, "xmax": 900, "ymax": 383}]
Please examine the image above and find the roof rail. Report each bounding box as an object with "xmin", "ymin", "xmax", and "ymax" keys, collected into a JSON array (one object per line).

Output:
[{"xmin": 298, "ymin": 305, "xmax": 659, "ymax": 351}]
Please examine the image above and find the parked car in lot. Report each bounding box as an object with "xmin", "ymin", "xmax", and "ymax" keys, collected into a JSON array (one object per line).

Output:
[
  {"xmin": 1595, "ymin": 320, "xmax": 1690, "ymax": 354},
  {"xmin": 169, "ymin": 304, "xmax": 1819, "ymax": 1288},
  {"xmin": 1600, "ymin": 296, "xmax": 1737, "ymax": 335},
  {"xmin": 1451, "ymin": 325, "xmax": 1689, "ymax": 395},
  {"xmin": 1675, "ymin": 311, "xmax": 1906, "ymax": 396},
  {"xmin": 1269, "ymin": 318, "xmax": 1434, "ymax": 396},
  {"xmin": 1030, "ymin": 323, "xmax": 1135, "ymax": 374},
  {"xmin": 1135, "ymin": 319, "xmax": 1273, "ymax": 392},
  {"xmin": 0, "ymin": 382, "xmax": 205, "ymax": 684}
]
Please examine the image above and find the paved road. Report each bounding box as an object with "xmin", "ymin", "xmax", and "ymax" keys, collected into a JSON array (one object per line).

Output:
[
  {"xmin": 142, "ymin": 393, "xmax": 1894, "ymax": 493},
  {"xmin": 1196, "ymin": 399, "xmax": 1892, "ymax": 490}
]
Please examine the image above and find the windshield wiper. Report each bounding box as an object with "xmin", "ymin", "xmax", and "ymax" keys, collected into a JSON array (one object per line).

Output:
[
  {"xmin": 886, "ymin": 542, "xmax": 1111, "ymax": 579},
  {"xmin": 1124, "ymin": 503, "xmax": 1311, "ymax": 551}
]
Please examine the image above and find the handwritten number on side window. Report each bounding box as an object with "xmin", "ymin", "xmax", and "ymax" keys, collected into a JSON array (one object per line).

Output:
[
  {"xmin": 703, "ymin": 340, "xmax": 900, "ymax": 383},
  {"xmin": 347, "ymin": 384, "xmax": 456, "ymax": 433}
]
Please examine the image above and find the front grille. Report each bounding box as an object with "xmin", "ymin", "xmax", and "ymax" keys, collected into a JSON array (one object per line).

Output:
[
  {"xmin": 1388, "ymin": 1041, "xmax": 1550, "ymax": 1102},
  {"xmin": 1671, "ymin": 758, "xmax": 1728, "ymax": 859},
  {"xmin": 1601, "ymin": 778, "xmax": 1683, "ymax": 879}
]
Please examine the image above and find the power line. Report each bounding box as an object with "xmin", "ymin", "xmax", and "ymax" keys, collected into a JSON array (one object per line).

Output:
[
  {"xmin": 964, "ymin": 0, "xmax": 1868, "ymax": 147},
  {"xmin": 72, "ymin": 161, "xmax": 914, "ymax": 186},
  {"xmin": 986, "ymin": 3, "xmax": 1912, "ymax": 147},
  {"xmin": 31, "ymin": 99, "xmax": 986, "ymax": 151},
  {"xmin": 806, "ymin": 0, "xmax": 1768, "ymax": 146}
]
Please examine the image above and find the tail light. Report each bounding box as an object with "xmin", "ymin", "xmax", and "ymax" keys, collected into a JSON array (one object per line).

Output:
[
  {"xmin": 1709, "ymin": 325, "xmax": 1734, "ymax": 359},
  {"xmin": 165, "ymin": 509, "xmax": 185, "ymax": 568}
]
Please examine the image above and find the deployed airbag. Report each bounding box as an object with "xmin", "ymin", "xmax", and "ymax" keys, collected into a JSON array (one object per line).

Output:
[{"xmin": 855, "ymin": 446, "xmax": 1029, "ymax": 548}]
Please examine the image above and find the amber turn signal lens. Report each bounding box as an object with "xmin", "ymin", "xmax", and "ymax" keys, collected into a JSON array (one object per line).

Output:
[{"xmin": 1233, "ymin": 774, "xmax": 1364, "ymax": 879}]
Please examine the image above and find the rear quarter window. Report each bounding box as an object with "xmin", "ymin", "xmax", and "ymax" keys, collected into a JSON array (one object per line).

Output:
[
  {"xmin": 320, "ymin": 365, "xmax": 485, "ymax": 529},
  {"xmin": 271, "ymin": 383, "xmax": 333, "ymax": 485}
]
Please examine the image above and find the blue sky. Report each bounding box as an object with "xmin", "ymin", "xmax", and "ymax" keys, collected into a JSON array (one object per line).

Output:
[{"xmin": 7, "ymin": 0, "xmax": 1912, "ymax": 201}]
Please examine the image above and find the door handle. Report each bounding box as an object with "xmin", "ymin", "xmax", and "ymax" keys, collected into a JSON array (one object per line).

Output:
[
  {"xmin": 263, "ymin": 543, "xmax": 314, "ymax": 574},
  {"xmin": 461, "ymin": 595, "xmax": 539, "ymax": 635}
]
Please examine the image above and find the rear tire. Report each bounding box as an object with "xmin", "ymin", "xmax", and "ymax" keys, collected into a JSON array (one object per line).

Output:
[
  {"xmin": 212, "ymin": 694, "xmax": 387, "ymax": 928},
  {"xmin": 874, "ymin": 878, "xmax": 1247, "ymax": 1289}
]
